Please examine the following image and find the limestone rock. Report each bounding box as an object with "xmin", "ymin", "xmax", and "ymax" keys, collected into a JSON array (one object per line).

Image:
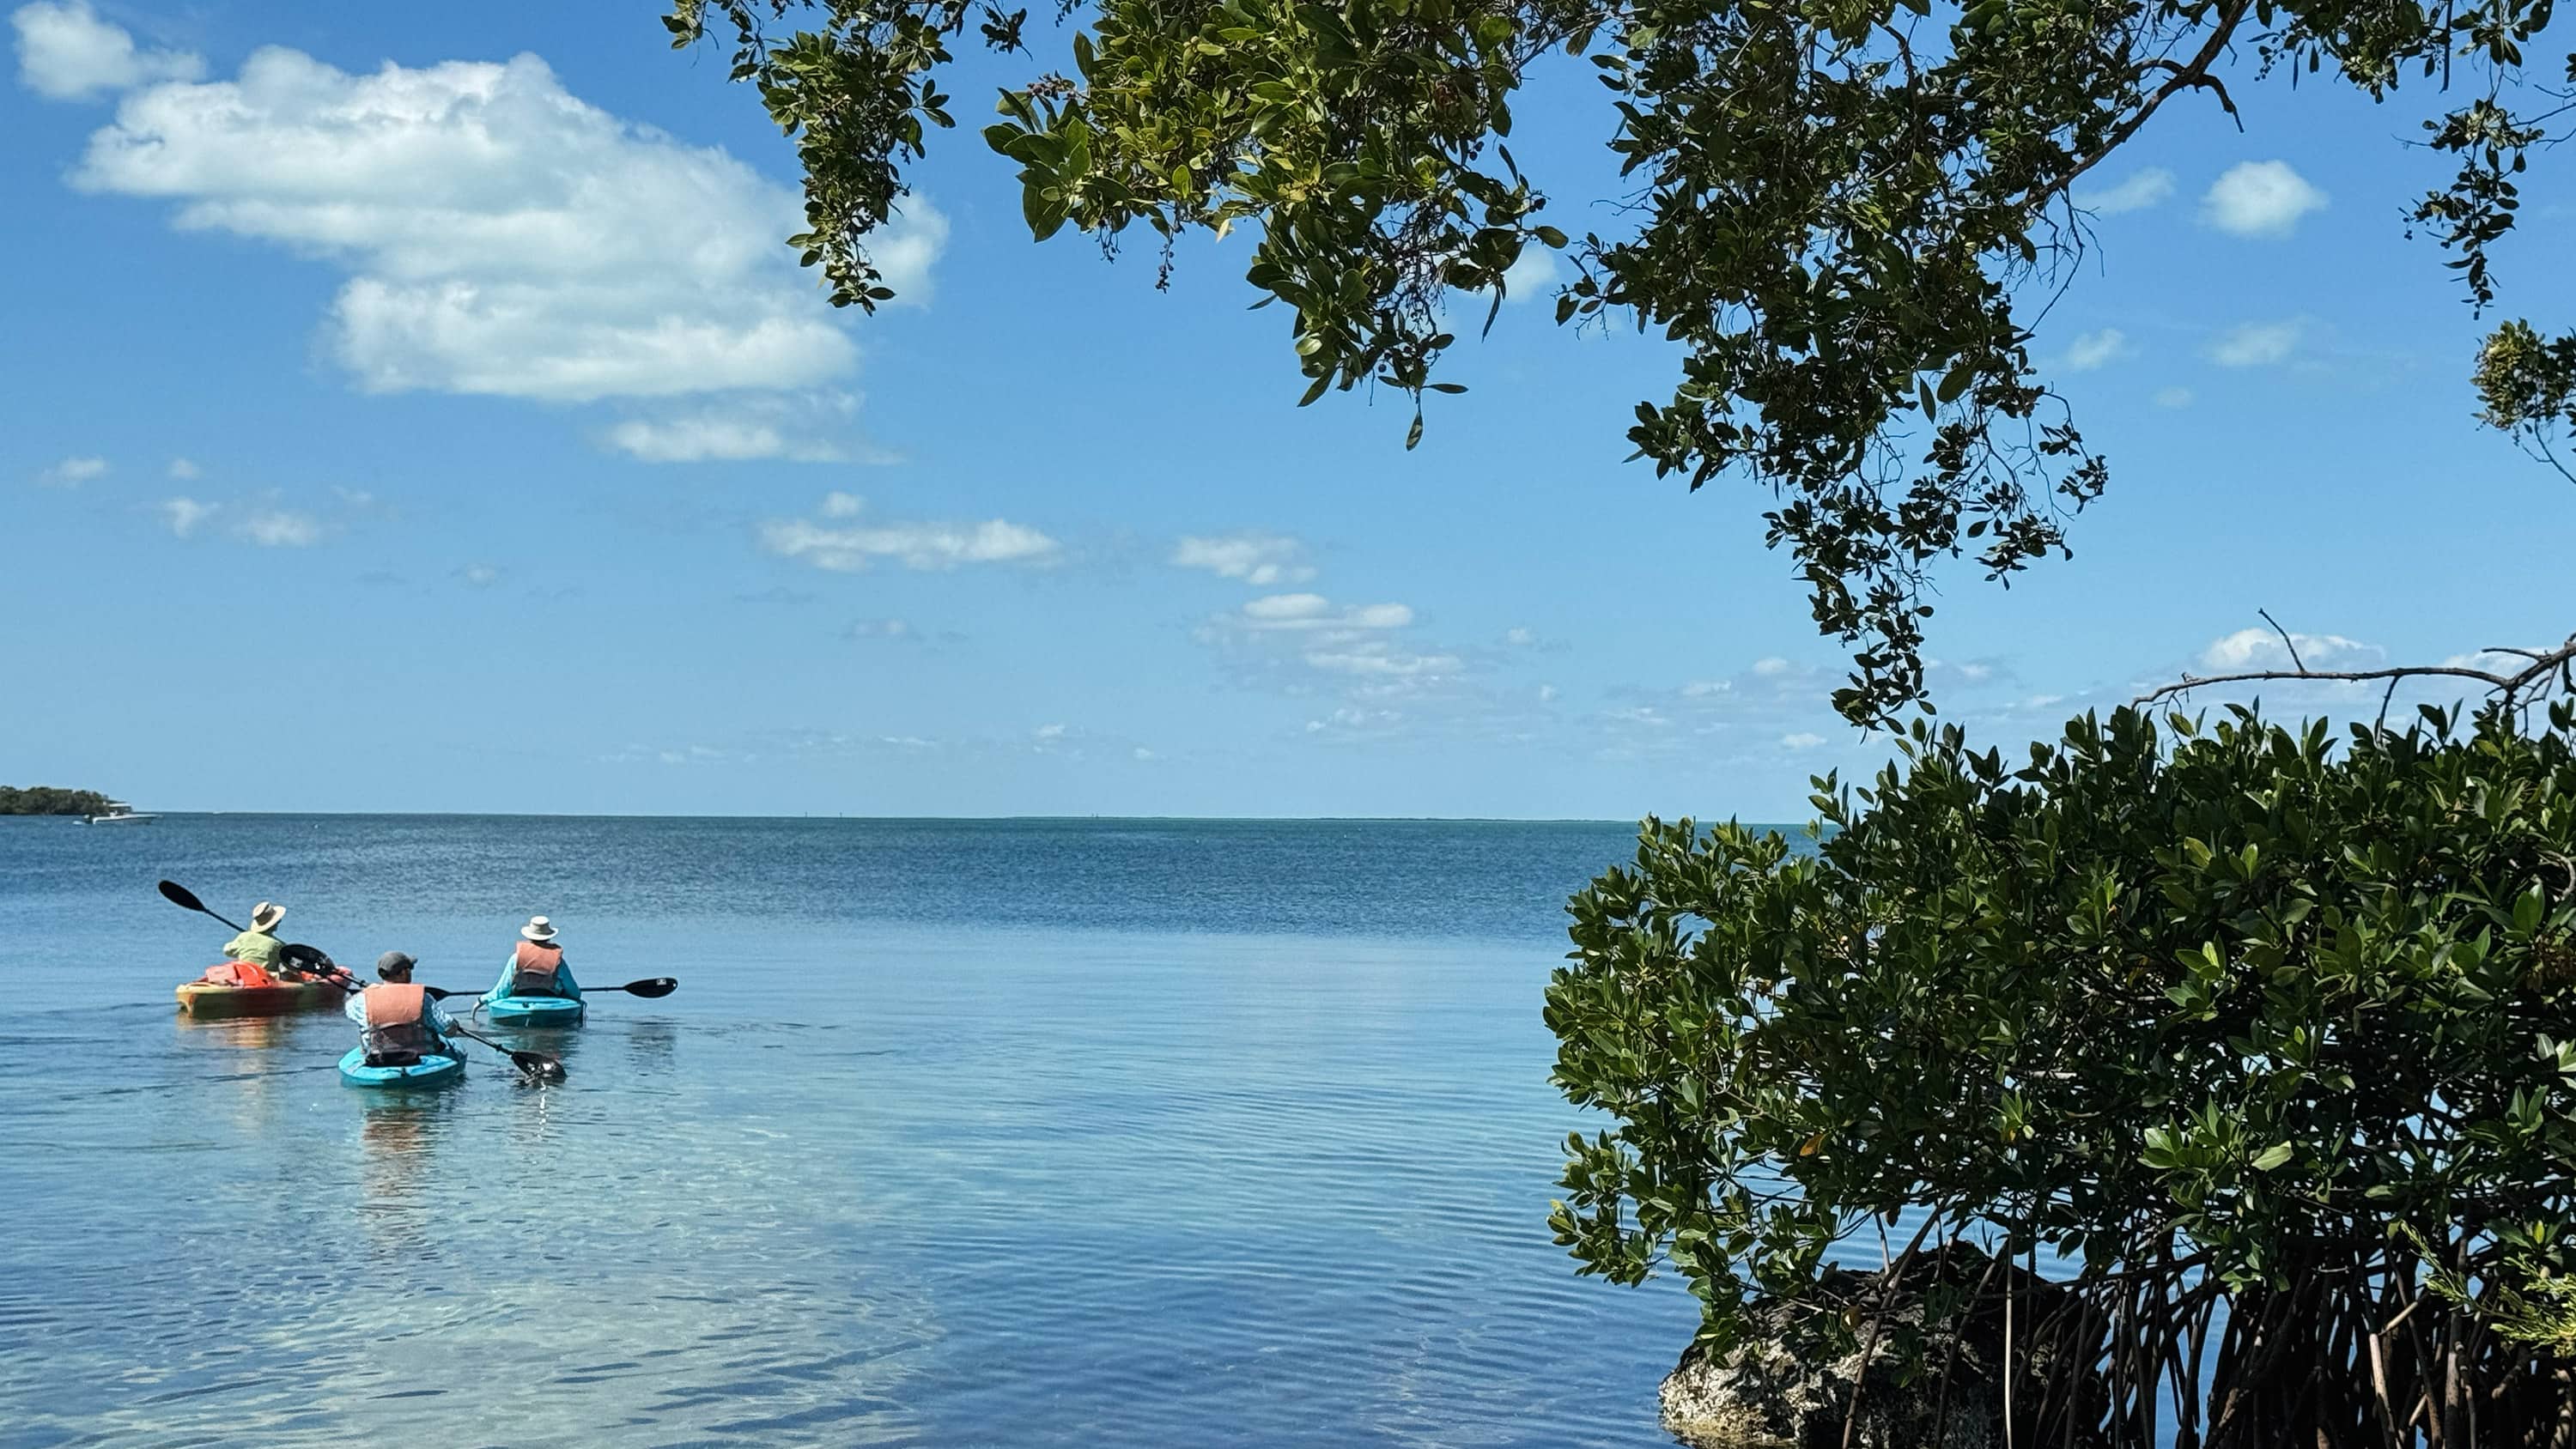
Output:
[{"xmin": 1658, "ymin": 1248, "xmax": 2105, "ymax": 1449}]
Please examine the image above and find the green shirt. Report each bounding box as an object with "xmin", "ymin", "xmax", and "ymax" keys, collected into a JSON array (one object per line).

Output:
[{"xmin": 222, "ymin": 930, "xmax": 283, "ymax": 967}]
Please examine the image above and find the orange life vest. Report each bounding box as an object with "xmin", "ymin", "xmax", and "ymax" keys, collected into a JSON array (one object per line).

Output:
[
  {"xmin": 202, "ymin": 961, "xmax": 276, "ymax": 989},
  {"xmin": 361, "ymin": 983, "xmax": 440, "ymax": 1061},
  {"xmin": 510, "ymin": 941, "xmax": 567, "ymax": 997}
]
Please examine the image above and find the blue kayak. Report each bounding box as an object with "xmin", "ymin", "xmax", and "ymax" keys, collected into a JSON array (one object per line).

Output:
[
  {"xmin": 338, "ymin": 1046, "xmax": 465, "ymax": 1088},
  {"xmin": 483, "ymin": 992, "xmax": 584, "ymax": 1027}
]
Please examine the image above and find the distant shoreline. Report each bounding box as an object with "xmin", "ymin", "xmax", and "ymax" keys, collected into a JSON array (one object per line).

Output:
[{"xmin": 0, "ymin": 786, "xmax": 114, "ymax": 817}]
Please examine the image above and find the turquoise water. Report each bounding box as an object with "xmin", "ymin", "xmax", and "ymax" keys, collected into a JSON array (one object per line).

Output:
[{"xmin": 0, "ymin": 815, "xmax": 1722, "ymax": 1447}]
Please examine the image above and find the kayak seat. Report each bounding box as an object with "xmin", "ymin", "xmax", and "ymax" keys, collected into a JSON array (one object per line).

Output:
[
  {"xmin": 507, "ymin": 972, "xmax": 574, "ymax": 998},
  {"xmin": 363, "ymin": 1049, "xmax": 424, "ymax": 1068}
]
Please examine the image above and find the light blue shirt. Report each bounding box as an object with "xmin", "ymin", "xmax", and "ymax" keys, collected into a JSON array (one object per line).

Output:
[{"xmin": 490, "ymin": 950, "xmax": 579, "ymax": 1000}]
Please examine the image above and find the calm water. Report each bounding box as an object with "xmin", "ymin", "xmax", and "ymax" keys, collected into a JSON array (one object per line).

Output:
[{"xmin": 0, "ymin": 815, "xmax": 1738, "ymax": 1448}]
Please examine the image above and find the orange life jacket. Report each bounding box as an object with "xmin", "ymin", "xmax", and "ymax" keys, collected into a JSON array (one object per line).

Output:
[
  {"xmin": 361, "ymin": 983, "xmax": 440, "ymax": 1061},
  {"xmin": 202, "ymin": 961, "xmax": 276, "ymax": 989},
  {"xmin": 510, "ymin": 941, "xmax": 568, "ymax": 997}
]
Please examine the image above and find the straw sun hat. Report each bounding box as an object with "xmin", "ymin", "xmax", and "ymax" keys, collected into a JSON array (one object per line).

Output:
[{"xmin": 249, "ymin": 901, "xmax": 286, "ymax": 932}]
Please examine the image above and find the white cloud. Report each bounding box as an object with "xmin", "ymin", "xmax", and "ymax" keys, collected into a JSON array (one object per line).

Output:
[
  {"xmin": 1537, "ymin": 683, "xmax": 1558, "ymax": 703},
  {"xmin": 760, "ymin": 494, "xmax": 1059, "ymax": 572},
  {"xmin": 1243, "ymin": 592, "xmax": 1329, "ymax": 621},
  {"xmin": 36, "ymin": 453, "xmax": 106, "ymax": 486},
  {"xmin": 1498, "ymin": 244, "xmax": 1561, "ymax": 301},
  {"xmin": 2075, "ymin": 167, "xmax": 2174, "ymax": 215},
  {"xmin": 1133, "ymin": 746, "xmax": 1156, "ymax": 761},
  {"xmin": 457, "ymin": 563, "xmax": 501, "ymax": 587},
  {"xmin": 1303, "ymin": 644, "xmax": 1463, "ymax": 677},
  {"xmin": 844, "ymin": 617, "xmax": 914, "ymax": 640},
  {"xmin": 10, "ymin": 0, "xmax": 201, "ymax": 101},
  {"xmin": 1305, "ymin": 706, "xmax": 1401, "ymax": 732},
  {"xmin": 1680, "ymin": 680, "xmax": 1733, "ymax": 697},
  {"xmin": 1781, "ymin": 732, "xmax": 1826, "ymax": 749},
  {"xmin": 61, "ymin": 43, "xmax": 945, "ymax": 403},
  {"xmin": 2208, "ymin": 320, "xmax": 2302, "ymax": 368},
  {"xmin": 2199, "ymin": 627, "xmax": 2379, "ymax": 672},
  {"xmin": 1201, "ymin": 590, "xmax": 1467, "ymax": 700},
  {"xmin": 1751, "ymin": 657, "xmax": 1792, "ymax": 677},
  {"xmin": 2065, "ymin": 328, "xmax": 2130, "ymax": 372},
  {"xmin": 1234, "ymin": 593, "xmax": 1413, "ymax": 631},
  {"xmin": 2154, "ymin": 386, "xmax": 2194, "ymax": 409},
  {"xmin": 1504, "ymin": 627, "xmax": 1536, "ymax": 647},
  {"xmin": 157, "ymin": 496, "xmax": 216, "ymax": 537},
  {"xmin": 167, "ymin": 456, "xmax": 198, "ymax": 479},
  {"xmin": 236, "ymin": 508, "xmax": 322, "ymax": 547},
  {"xmin": 1171, "ymin": 532, "xmax": 1314, "ymax": 586},
  {"xmin": 2202, "ymin": 161, "xmax": 2328, "ymax": 239},
  {"xmin": 603, "ymin": 413, "xmax": 846, "ymax": 464}
]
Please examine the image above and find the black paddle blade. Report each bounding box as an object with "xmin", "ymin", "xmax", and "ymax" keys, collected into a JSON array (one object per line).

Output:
[
  {"xmin": 450, "ymin": 1026, "xmax": 563, "ymax": 1082},
  {"xmin": 157, "ymin": 880, "xmax": 209, "ymax": 913},
  {"xmin": 616, "ymin": 978, "xmax": 677, "ymax": 998}
]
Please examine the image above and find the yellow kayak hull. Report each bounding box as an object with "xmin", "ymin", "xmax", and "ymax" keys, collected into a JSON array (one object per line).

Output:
[{"xmin": 174, "ymin": 978, "xmax": 343, "ymax": 1018}]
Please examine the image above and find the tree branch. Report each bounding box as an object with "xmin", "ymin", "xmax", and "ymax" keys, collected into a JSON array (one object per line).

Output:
[
  {"xmin": 2258, "ymin": 607, "xmax": 2305, "ymax": 674},
  {"xmin": 2135, "ymin": 629, "xmax": 2576, "ymax": 709},
  {"xmin": 2037, "ymin": 0, "xmax": 2251, "ymax": 212}
]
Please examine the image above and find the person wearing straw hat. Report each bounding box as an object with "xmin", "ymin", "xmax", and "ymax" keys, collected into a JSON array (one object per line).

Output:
[
  {"xmin": 489, "ymin": 914, "xmax": 581, "ymax": 1003},
  {"xmin": 221, "ymin": 901, "xmax": 290, "ymax": 972}
]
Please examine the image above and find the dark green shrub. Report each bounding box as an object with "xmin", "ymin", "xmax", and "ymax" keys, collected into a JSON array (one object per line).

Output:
[{"xmin": 1551, "ymin": 703, "xmax": 2576, "ymax": 1446}]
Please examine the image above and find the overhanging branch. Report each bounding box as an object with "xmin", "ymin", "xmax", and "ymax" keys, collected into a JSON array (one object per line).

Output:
[{"xmin": 2134, "ymin": 625, "xmax": 2576, "ymax": 709}]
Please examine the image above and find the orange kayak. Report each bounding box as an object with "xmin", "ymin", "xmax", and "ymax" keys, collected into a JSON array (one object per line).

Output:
[{"xmin": 174, "ymin": 977, "xmax": 343, "ymax": 1018}]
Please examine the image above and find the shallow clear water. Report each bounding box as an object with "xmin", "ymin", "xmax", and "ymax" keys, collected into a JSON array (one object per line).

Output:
[{"xmin": 0, "ymin": 815, "xmax": 1739, "ymax": 1448}]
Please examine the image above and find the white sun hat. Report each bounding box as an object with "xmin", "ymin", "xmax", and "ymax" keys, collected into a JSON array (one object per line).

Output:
[
  {"xmin": 250, "ymin": 901, "xmax": 286, "ymax": 932},
  {"xmin": 520, "ymin": 915, "xmax": 559, "ymax": 943}
]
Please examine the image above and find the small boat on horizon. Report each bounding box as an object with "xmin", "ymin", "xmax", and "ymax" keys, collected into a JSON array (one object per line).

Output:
[{"xmin": 83, "ymin": 801, "xmax": 157, "ymax": 826}]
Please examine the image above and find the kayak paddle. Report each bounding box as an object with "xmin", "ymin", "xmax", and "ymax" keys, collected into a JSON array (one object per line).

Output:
[
  {"xmin": 157, "ymin": 879, "xmax": 246, "ymax": 932},
  {"xmin": 449, "ymin": 1022, "xmax": 567, "ymax": 1082},
  {"xmin": 589, "ymin": 977, "xmax": 677, "ymax": 998},
  {"xmin": 315, "ymin": 968, "xmax": 474, "ymax": 1003}
]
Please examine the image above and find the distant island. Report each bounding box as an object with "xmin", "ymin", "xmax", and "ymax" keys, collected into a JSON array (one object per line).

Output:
[{"xmin": 0, "ymin": 786, "xmax": 115, "ymax": 816}]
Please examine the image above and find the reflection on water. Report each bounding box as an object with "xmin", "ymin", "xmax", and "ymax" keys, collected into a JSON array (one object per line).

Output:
[
  {"xmin": 172, "ymin": 1012, "xmax": 297, "ymax": 1047},
  {"xmin": 623, "ymin": 1018, "xmax": 678, "ymax": 1072},
  {"xmin": 357, "ymin": 1095, "xmax": 453, "ymax": 1260},
  {"xmin": 3, "ymin": 818, "xmax": 1709, "ymax": 1448}
]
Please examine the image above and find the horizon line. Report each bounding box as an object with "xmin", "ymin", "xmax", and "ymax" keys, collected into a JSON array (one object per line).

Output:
[{"xmin": 6, "ymin": 809, "xmax": 1808, "ymax": 826}]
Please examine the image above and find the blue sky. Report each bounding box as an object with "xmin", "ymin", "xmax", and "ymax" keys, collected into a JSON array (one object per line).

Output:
[{"xmin": 4, "ymin": 0, "xmax": 2571, "ymax": 817}]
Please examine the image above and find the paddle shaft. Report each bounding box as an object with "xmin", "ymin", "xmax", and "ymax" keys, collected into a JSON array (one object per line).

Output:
[
  {"xmin": 159, "ymin": 882, "xmax": 247, "ymax": 934},
  {"xmin": 448, "ymin": 1022, "xmax": 564, "ymax": 1079}
]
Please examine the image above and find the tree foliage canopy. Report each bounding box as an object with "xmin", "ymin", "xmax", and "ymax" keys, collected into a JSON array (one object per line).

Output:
[
  {"xmin": 1549, "ymin": 703, "xmax": 2576, "ymax": 1443},
  {"xmin": 0, "ymin": 786, "xmax": 112, "ymax": 816},
  {"xmin": 669, "ymin": 0, "xmax": 2574, "ymax": 724}
]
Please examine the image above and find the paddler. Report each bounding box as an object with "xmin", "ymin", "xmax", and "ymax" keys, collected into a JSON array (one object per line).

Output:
[
  {"xmin": 221, "ymin": 900, "xmax": 290, "ymax": 972},
  {"xmin": 347, "ymin": 951, "xmax": 461, "ymax": 1064},
  {"xmin": 489, "ymin": 915, "xmax": 580, "ymax": 1002}
]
